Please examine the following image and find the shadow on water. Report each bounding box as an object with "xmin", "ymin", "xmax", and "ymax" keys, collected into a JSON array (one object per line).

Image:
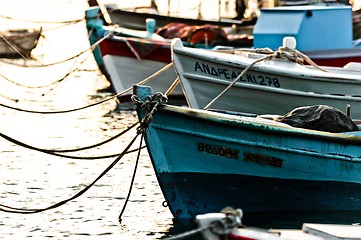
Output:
[{"xmin": 163, "ymin": 218, "xmax": 202, "ymax": 239}]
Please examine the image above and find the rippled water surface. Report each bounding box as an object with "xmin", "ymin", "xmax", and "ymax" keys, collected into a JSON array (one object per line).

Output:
[
  {"xmin": 0, "ymin": 1, "xmax": 176, "ymax": 239},
  {"xmin": 2, "ymin": 1, "xmax": 361, "ymax": 239}
]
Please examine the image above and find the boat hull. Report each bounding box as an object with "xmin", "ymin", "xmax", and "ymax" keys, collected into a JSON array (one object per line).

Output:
[
  {"xmin": 134, "ymin": 86, "xmax": 361, "ymax": 219},
  {"xmin": 86, "ymin": 11, "xmax": 184, "ymax": 99},
  {"xmin": 305, "ymin": 48, "xmax": 361, "ymax": 68},
  {"xmin": 172, "ymin": 40, "xmax": 361, "ymax": 119},
  {"xmin": 158, "ymin": 172, "xmax": 361, "ymax": 219},
  {"xmin": 0, "ymin": 29, "xmax": 41, "ymax": 58},
  {"xmin": 178, "ymin": 74, "xmax": 361, "ymax": 118},
  {"xmin": 105, "ymin": 7, "xmax": 256, "ymax": 31},
  {"xmin": 102, "ymin": 54, "xmax": 181, "ymax": 98}
]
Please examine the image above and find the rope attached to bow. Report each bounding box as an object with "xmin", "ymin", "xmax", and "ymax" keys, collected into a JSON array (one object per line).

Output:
[{"xmin": 204, "ymin": 46, "xmax": 328, "ymax": 110}]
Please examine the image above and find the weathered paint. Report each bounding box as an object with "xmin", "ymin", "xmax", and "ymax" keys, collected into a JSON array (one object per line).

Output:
[
  {"xmin": 172, "ymin": 38, "xmax": 361, "ymax": 119},
  {"xmin": 134, "ymin": 85, "xmax": 361, "ymax": 219}
]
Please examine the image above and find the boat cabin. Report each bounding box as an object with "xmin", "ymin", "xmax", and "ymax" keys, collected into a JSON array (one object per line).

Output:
[{"xmin": 253, "ymin": 5, "xmax": 353, "ymax": 51}]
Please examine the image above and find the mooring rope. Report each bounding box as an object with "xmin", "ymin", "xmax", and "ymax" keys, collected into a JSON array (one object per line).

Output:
[
  {"xmin": 0, "ymin": 61, "xmax": 173, "ymax": 114},
  {"xmin": 118, "ymin": 129, "xmax": 144, "ymax": 223},
  {"xmin": 0, "ymin": 29, "xmax": 108, "ymax": 68},
  {"xmin": 162, "ymin": 207, "xmax": 243, "ymax": 239},
  {"xmin": 0, "ymin": 122, "xmax": 143, "ymax": 160},
  {"xmin": 204, "ymin": 46, "xmax": 328, "ymax": 110},
  {"xmin": 0, "ymin": 32, "xmax": 28, "ymax": 59},
  {"xmin": 164, "ymin": 76, "xmax": 180, "ymax": 96},
  {"xmin": 0, "ymin": 31, "xmax": 109, "ymax": 101},
  {"xmin": 117, "ymin": 90, "xmax": 169, "ymax": 222},
  {"xmin": 0, "ymin": 130, "xmax": 141, "ymax": 214},
  {"xmin": 0, "ymin": 14, "xmax": 84, "ymax": 25},
  {"xmin": 0, "ymin": 93, "xmax": 115, "ymax": 114},
  {"xmin": 40, "ymin": 50, "xmax": 94, "ymax": 96},
  {"xmin": 204, "ymin": 54, "xmax": 271, "ymax": 110},
  {"xmin": 38, "ymin": 20, "xmax": 85, "ymax": 33}
]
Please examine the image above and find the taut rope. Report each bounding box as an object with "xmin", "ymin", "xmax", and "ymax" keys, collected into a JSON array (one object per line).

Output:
[{"xmin": 204, "ymin": 46, "xmax": 328, "ymax": 110}]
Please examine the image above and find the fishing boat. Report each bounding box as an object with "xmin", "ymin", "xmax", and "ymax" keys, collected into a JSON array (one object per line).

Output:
[
  {"xmin": 88, "ymin": 0, "xmax": 256, "ymax": 30},
  {"xmin": 171, "ymin": 37, "xmax": 361, "ymax": 120},
  {"xmin": 0, "ymin": 28, "xmax": 42, "ymax": 58},
  {"xmin": 254, "ymin": 5, "xmax": 361, "ymax": 67},
  {"xmin": 86, "ymin": 6, "xmax": 182, "ymax": 100},
  {"xmin": 103, "ymin": 3, "xmax": 256, "ymax": 31},
  {"xmin": 85, "ymin": 6, "xmax": 253, "ymax": 100},
  {"xmin": 133, "ymin": 84, "xmax": 361, "ymax": 220}
]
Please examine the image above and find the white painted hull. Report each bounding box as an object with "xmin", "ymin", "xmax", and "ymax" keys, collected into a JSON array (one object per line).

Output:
[
  {"xmin": 103, "ymin": 54, "xmax": 183, "ymax": 98},
  {"xmin": 171, "ymin": 39, "xmax": 361, "ymax": 119}
]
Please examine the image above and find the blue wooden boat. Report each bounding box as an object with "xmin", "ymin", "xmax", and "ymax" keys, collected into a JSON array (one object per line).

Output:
[{"xmin": 134, "ymin": 85, "xmax": 361, "ymax": 219}]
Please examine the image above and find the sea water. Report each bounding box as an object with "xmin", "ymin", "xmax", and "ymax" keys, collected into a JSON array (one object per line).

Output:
[
  {"xmin": 1, "ymin": 1, "xmax": 361, "ymax": 239},
  {"xmin": 0, "ymin": 1, "xmax": 174, "ymax": 239}
]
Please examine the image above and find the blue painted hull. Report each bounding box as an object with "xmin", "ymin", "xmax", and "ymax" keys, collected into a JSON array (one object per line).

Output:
[
  {"xmin": 135, "ymin": 86, "xmax": 361, "ymax": 219},
  {"xmin": 158, "ymin": 172, "xmax": 361, "ymax": 218}
]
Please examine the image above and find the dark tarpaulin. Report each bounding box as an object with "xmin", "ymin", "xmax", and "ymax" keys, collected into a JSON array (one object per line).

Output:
[{"xmin": 277, "ymin": 105, "xmax": 359, "ymax": 133}]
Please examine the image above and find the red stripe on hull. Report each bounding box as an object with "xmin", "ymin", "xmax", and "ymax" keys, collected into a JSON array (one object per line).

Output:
[
  {"xmin": 313, "ymin": 57, "xmax": 361, "ymax": 67},
  {"xmin": 99, "ymin": 39, "xmax": 171, "ymax": 63}
]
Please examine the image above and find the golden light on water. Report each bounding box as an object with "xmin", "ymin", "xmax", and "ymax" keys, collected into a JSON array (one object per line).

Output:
[{"xmin": 1, "ymin": 0, "xmax": 361, "ymax": 238}]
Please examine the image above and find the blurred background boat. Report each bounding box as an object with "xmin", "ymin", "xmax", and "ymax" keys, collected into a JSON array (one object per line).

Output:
[
  {"xmin": 85, "ymin": 1, "xmax": 254, "ymax": 100},
  {"xmin": 0, "ymin": 28, "xmax": 42, "ymax": 58},
  {"xmin": 88, "ymin": 0, "xmax": 257, "ymax": 30},
  {"xmin": 253, "ymin": 5, "xmax": 361, "ymax": 67}
]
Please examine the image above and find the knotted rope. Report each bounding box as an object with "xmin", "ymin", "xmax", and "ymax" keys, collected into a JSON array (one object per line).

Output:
[
  {"xmin": 131, "ymin": 91, "xmax": 168, "ymax": 131},
  {"xmin": 117, "ymin": 91, "xmax": 168, "ymax": 222}
]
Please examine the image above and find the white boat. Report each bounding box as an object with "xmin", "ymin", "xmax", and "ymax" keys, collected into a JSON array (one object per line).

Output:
[
  {"xmin": 171, "ymin": 37, "xmax": 361, "ymax": 119},
  {"xmin": 85, "ymin": 5, "xmax": 253, "ymax": 101},
  {"xmin": 0, "ymin": 28, "xmax": 42, "ymax": 58},
  {"xmin": 192, "ymin": 208, "xmax": 361, "ymax": 240},
  {"xmin": 99, "ymin": 34, "xmax": 181, "ymax": 100},
  {"xmin": 86, "ymin": 7, "xmax": 184, "ymax": 101}
]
